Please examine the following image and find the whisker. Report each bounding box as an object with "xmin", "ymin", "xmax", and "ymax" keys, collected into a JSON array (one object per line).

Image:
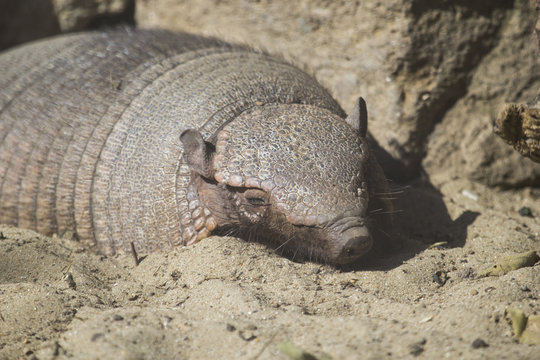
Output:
[
  {"xmin": 369, "ymin": 209, "xmax": 404, "ymax": 215},
  {"xmin": 292, "ymin": 248, "xmax": 299, "ymax": 262},
  {"xmin": 274, "ymin": 235, "xmax": 294, "ymax": 252},
  {"xmin": 375, "ymin": 190, "xmax": 406, "ymax": 195},
  {"xmin": 252, "ymin": 227, "xmax": 261, "ymax": 244},
  {"xmin": 374, "ymin": 227, "xmax": 392, "ymax": 239},
  {"xmin": 222, "ymin": 229, "xmax": 235, "ymax": 237},
  {"xmin": 387, "ymin": 184, "xmax": 411, "ymax": 191},
  {"xmin": 214, "ymin": 227, "xmax": 241, "ymax": 250}
]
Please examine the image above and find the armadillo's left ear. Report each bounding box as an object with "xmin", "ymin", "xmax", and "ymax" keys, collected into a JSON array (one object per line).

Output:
[
  {"xmin": 345, "ymin": 97, "xmax": 368, "ymax": 139},
  {"xmin": 180, "ymin": 129, "xmax": 215, "ymax": 179}
]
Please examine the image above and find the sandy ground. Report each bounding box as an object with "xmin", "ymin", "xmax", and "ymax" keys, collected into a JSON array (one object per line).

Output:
[
  {"xmin": 1, "ymin": 1, "xmax": 539, "ymax": 359},
  {"xmin": 1, "ymin": 176, "xmax": 539, "ymax": 359}
]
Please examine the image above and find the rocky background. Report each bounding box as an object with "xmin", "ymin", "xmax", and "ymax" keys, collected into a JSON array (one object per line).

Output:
[{"xmin": 1, "ymin": 1, "xmax": 539, "ymax": 359}]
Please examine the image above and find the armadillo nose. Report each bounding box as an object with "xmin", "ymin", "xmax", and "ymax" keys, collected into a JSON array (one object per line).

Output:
[{"xmin": 334, "ymin": 227, "xmax": 373, "ymax": 264}]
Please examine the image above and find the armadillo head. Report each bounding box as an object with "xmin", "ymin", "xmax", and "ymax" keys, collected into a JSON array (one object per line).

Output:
[{"xmin": 180, "ymin": 98, "xmax": 391, "ymax": 265}]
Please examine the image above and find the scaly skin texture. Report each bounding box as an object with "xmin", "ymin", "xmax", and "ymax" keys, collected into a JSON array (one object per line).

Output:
[
  {"xmin": 0, "ymin": 28, "xmax": 391, "ymax": 264},
  {"xmin": 213, "ymin": 105, "xmax": 368, "ymax": 227}
]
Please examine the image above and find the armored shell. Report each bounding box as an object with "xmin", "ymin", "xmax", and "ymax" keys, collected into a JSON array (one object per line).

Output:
[{"xmin": 0, "ymin": 28, "xmax": 391, "ymax": 264}]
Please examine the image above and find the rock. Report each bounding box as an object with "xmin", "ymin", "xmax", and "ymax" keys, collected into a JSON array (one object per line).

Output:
[
  {"xmin": 136, "ymin": 0, "xmax": 540, "ymax": 187},
  {"xmin": 471, "ymin": 338, "xmax": 489, "ymax": 349},
  {"xmin": 52, "ymin": 0, "xmax": 135, "ymax": 32},
  {"xmin": 536, "ymin": 0, "xmax": 540, "ymax": 48},
  {"xmin": 0, "ymin": 0, "xmax": 135, "ymax": 52},
  {"xmin": 494, "ymin": 103, "xmax": 540, "ymax": 163},
  {"xmin": 0, "ymin": 0, "xmax": 60, "ymax": 51},
  {"xmin": 424, "ymin": 0, "xmax": 540, "ymax": 187}
]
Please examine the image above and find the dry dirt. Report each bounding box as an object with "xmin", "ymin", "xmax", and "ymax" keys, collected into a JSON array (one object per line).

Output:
[
  {"xmin": 1, "ymin": 179, "xmax": 539, "ymax": 359},
  {"xmin": 1, "ymin": 0, "xmax": 540, "ymax": 359}
]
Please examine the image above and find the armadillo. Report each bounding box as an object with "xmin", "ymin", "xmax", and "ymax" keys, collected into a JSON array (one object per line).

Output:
[{"xmin": 0, "ymin": 28, "xmax": 392, "ymax": 265}]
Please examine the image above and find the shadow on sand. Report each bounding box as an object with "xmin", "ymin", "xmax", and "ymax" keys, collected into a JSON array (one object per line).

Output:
[{"xmin": 344, "ymin": 170, "xmax": 480, "ymax": 272}]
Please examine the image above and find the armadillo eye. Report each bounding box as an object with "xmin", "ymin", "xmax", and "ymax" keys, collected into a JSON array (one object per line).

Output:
[
  {"xmin": 246, "ymin": 196, "xmax": 266, "ymax": 206},
  {"xmin": 244, "ymin": 188, "xmax": 269, "ymax": 207}
]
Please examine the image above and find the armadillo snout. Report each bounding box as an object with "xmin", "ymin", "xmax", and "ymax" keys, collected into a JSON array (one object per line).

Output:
[{"xmin": 332, "ymin": 226, "xmax": 373, "ymax": 264}]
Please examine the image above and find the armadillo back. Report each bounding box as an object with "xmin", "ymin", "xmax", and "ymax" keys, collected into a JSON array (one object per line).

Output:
[{"xmin": 0, "ymin": 28, "xmax": 343, "ymax": 254}]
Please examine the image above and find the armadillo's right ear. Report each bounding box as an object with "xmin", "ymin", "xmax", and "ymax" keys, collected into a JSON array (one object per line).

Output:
[
  {"xmin": 345, "ymin": 97, "xmax": 368, "ymax": 139},
  {"xmin": 180, "ymin": 129, "xmax": 215, "ymax": 179}
]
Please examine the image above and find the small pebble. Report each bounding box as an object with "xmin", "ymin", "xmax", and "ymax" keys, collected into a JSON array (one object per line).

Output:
[
  {"xmin": 462, "ymin": 190, "xmax": 478, "ymax": 201},
  {"xmin": 408, "ymin": 339, "xmax": 426, "ymax": 356},
  {"xmin": 471, "ymin": 338, "xmax": 489, "ymax": 349},
  {"xmin": 520, "ymin": 285, "xmax": 530, "ymax": 292},
  {"xmin": 113, "ymin": 314, "xmax": 124, "ymax": 321},
  {"xmin": 518, "ymin": 207, "xmax": 533, "ymax": 217},
  {"xmin": 239, "ymin": 330, "xmax": 257, "ymax": 341},
  {"xmin": 170, "ymin": 269, "xmax": 181, "ymax": 280},
  {"xmin": 64, "ymin": 273, "xmax": 76, "ymax": 290},
  {"xmin": 91, "ymin": 333, "xmax": 104, "ymax": 342},
  {"xmin": 432, "ymin": 271, "xmax": 448, "ymax": 286}
]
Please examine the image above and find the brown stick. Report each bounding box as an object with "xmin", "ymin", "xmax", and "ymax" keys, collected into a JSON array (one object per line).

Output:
[{"xmin": 130, "ymin": 242, "xmax": 140, "ymax": 266}]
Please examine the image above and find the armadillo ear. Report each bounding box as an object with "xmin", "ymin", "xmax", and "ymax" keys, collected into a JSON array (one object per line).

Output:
[
  {"xmin": 180, "ymin": 129, "xmax": 214, "ymax": 178},
  {"xmin": 345, "ymin": 97, "xmax": 368, "ymax": 139}
]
